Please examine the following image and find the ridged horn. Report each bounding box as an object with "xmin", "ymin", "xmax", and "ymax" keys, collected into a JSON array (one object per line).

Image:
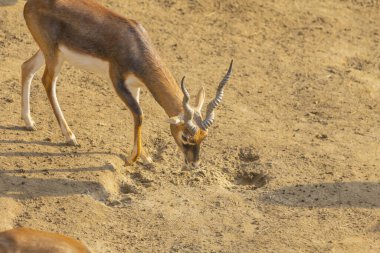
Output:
[
  {"xmin": 181, "ymin": 77, "xmax": 199, "ymax": 135},
  {"xmin": 200, "ymin": 60, "xmax": 233, "ymax": 130}
]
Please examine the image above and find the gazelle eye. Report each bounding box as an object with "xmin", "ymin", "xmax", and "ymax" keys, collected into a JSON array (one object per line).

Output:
[{"xmin": 181, "ymin": 135, "xmax": 188, "ymax": 143}]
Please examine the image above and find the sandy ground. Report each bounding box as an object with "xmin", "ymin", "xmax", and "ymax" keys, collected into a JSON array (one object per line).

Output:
[{"xmin": 0, "ymin": 0, "xmax": 379, "ymax": 252}]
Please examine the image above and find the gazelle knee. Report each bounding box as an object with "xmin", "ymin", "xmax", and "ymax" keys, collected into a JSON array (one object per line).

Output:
[
  {"xmin": 21, "ymin": 61, "xmax": 30, "ymax": 75},
  {"xmin": 21, "ymin": 52, "xmax": 44, "ymax": 78},
  {"xmin": 135, "ymin": 114, "xmax": 143, "ymax": 126}
]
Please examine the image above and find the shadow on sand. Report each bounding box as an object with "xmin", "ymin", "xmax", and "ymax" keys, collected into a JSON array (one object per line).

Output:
[
  {"xmin": 0, "ymin": 165, "xmax": 114, "ymax": 200},
  {"xmin": 0, "ymin": 125, "xmax": 31, "ymax": 131},
  {"xmin": 0, "ymin": 125, "xmax": 125, "ymax": 201},
  {"xmin": 0, "ymin": 0, "xmax": 17, "ymax": 7},
  {"xmin": 0, "ymin": 151, "xmax": 126, "ymax": 161},
  {"xmin": 261, "ymin": 182, "xmax": 380, "ymax": 209},
  {"xmin": 0, "ymin": 138, "xmax": 127, "ymax": 161},
  {"xmin": 0, "ymin": 124, "xmax": 127, "ymax": 160},
  {"xmin": 0, "ymin": 139, "xmax": 67, "ymax": 147}
]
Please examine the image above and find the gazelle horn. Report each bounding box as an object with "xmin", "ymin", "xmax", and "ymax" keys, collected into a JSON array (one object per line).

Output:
[
  {"xmin": 181, "ymin": 77, "xmax": 199, "ymax": 135},
  {"xmin": 200, "ymin": 60, "xmax": 233, "ymax": 130}
]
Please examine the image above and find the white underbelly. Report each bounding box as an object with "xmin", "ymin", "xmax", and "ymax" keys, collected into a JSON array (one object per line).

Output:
[{"xmin": 58, "ymin": 44, "xmax": 109, "ymax": 76}]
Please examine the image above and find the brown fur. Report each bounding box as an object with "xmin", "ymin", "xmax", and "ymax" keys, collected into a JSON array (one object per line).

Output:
[
  {"xmin": 24, "ymin": 0, "xmax": 183, "ymax": 116},
  {"xmin": 0, "ymin": 228, "xmax": 93, "ymax": 253},
  {"xmin": 22, "ymin": 0, "xmax": 208, "ymax": 164}
]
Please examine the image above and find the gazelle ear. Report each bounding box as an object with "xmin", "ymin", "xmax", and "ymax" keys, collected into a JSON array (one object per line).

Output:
[
  {"xmin": 165, "ymin": 116, "xmax": 184, "ymax": 125},
  {"xmin": 195, "ymin": 87, "xmax": 205, "ymax": 112}
]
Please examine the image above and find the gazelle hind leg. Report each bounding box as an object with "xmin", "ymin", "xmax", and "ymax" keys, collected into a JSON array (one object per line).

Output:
[
  {"xmin": 42, "ymin": 55, "xmax": 78, "ymax": 146},
  {"xmin": 21, "ymin": 50, "xmax": 45, "ymax": 130}
]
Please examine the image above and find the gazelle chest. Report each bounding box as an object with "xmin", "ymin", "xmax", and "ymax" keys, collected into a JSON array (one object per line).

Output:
[{"xmin": 58, "ymin": 45, "xmax": 109, "ymax": 76}]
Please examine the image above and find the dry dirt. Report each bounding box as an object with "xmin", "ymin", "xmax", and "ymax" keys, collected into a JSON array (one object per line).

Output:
[{"xmin": 0, "ymin": 0, "xmax": 380, "ymax": 252}]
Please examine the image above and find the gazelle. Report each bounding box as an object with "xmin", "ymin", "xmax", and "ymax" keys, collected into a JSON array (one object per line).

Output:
[
  {"xmin": 21, "ymin": 0, "xmax": 232, "ymax": 167},
  {"xmin": 0, "ymin": 228, "xmax": 93, "ymax": 253}
]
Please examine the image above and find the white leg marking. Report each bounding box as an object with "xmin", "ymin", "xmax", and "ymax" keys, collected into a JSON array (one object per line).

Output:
[
  {"xmin": 21, "ymin": 50, "xmax": 45, "ymax": 130},
  {"xmin": 48, "ymin": 57, "xmax": 77, "ymax": 145},
  {"xmin": 124, "ymin": 75, "xmax": 143, "ymax": 102}
]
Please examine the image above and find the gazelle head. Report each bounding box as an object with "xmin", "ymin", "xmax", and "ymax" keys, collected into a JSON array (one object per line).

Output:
[{"xmin": 167, "ymin": 61, "xmax": 233, "ymax": 167}]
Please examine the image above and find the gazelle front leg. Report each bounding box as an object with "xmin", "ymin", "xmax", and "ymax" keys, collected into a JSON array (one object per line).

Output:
[
  {"xmin": 124, "ymin": 79, "xmax": 153, "ymax": 164},
  {"xmin": 42, "ymin": 55, "xmax": 78, "ymax": 146},
  {"xmin": 21, "ymin": 50, "xmax": 45, "ymax": 130},
  {"xmin": 113, "ymin": 74, "xmax": 152, "ymax": 165}
]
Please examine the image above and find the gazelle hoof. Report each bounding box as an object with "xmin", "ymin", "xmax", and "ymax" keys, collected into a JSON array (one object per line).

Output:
[
  {"xmin": 66, "ymin": 138, "xmax": 79, "ymax": 146},
  {"xmin": 25, "ymin": 124, "xmax": 37, "ymax": 131},
  {"xmin": 142, "ymin": 155, "xmax": 153, "ymax": 165},
  {"xmin": 125, "ymin": 154, "xmax": 138, "ymax": 166},
  {"xmin": 24, "ymin": 119, "xmax": 37, "ymax": 131},
  {"xmin": 125, "ymin": 158, "xmax": 135, "ymax": 166}
]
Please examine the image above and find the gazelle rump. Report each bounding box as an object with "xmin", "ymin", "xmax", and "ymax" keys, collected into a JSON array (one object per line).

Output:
[
  {"xmin": 21, "ymin": 0, "xmax": 232, "ymax": 166},
  {"xmin": 0, "ymin": 228, "xmax": 93, "ymax": 253}
]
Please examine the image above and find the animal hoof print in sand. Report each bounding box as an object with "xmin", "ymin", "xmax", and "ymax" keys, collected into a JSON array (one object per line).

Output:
[{"xmin": 235, "ymin": 171, "xmax": 269, "ymax": 189}]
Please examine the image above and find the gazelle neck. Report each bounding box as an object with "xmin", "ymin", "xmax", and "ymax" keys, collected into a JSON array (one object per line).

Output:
[{"xmin": 137, "ymin": 60, "xmax": 184, "ymax": 118}]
